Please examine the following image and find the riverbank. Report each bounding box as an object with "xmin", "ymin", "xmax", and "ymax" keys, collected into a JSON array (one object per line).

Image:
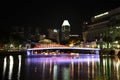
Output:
[
  {"xmin": 0, "ymin": 49, "xmax": 120, "ymax": 57},
  {"xmin": 0, "ymin": 50, "xmax": 27, "ymax": 56},
  {"xmin": 100, "ymin": 48, "xmax": 120, "ymax": 56}
]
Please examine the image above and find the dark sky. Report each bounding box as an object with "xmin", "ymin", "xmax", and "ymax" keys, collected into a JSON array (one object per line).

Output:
[{"xmin": 1, "ymin": 0, "xmax": 120, "ymax": 34}]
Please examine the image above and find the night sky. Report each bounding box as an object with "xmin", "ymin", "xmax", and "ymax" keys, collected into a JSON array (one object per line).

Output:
[{"xmin": 0, "ymin": 1, "xmax": 120, "ymax": 34}]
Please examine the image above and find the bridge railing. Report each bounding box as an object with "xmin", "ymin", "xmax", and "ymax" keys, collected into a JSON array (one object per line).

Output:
[{"xmin": 27, "ymin": 47, "xmax": 100, "ymax": 56}]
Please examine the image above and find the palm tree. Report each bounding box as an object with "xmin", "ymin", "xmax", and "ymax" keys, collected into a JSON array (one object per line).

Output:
[{"xmin": 103, "ymin": 36, "xmax": 113, "ymax": 48}]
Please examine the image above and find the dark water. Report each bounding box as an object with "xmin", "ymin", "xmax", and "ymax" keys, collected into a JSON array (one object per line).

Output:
[{"xmin": 0, "ymin": 54, "xmax": 120, "ymax": 80}]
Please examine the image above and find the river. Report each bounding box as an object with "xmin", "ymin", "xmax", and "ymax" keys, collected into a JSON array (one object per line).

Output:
[{"xmin": 0, "ymin": 53, "xmax": 120, "ymax": 80}]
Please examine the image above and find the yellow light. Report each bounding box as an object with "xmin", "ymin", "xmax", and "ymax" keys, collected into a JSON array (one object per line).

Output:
[
  {"xmin": 34, "ymin": 51, "xmax": 38, "ymax": 54},
  {"xmin": 69, "ymin": 43, "xmax": 74, "ymax": 47},
  {"xmin": 117, "ymin": 45, "xmax": 120, "ymax": 48}
]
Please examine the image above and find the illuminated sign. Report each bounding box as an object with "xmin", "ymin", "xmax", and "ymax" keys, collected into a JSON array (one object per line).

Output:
[{"xmin": 94, "ymin": 12, "xmax": 109, "ymax": 18}]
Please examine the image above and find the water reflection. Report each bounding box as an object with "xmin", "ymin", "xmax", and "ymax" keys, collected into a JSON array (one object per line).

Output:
[
  {"xmin": 97, "ymin": 56, "xmax": 120, "ymax": 80},
  {"xmin": 53, "ymin": 64, "xmax": 57, "ymax": 80},
  {"xmin": 8, "ymin": 56, "xmax": 14, "ymax": 80},
  {"xmin": 62, "ymin": 66, "xmax": 70, "ymax": 80},
  {"xmin": 26, "ymin": 55, "xmax": 100, "ymax": 80},
  {"xmin": 0, "ymin": 55, "xmax": 22, "ymax": 80},
  {"xmin": 1, "ymin": 54, "xmax": 120, "ymax": 80},
  {"xmin": 2, "ymin": 57, "xmax": 7, "ymax": 80},
  {"xmin": 17, "ymin": 55, "xmax": 22, "ymax": 80}
]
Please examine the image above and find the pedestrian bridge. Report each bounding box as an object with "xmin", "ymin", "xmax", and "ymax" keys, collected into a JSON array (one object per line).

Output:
[{"xmin": 27, "ymin": 47, "xmax": 100, "ymax": 56}]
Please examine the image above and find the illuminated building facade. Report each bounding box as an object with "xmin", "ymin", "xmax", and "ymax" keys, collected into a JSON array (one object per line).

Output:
[
  {"xmin": 61, "ymin": 20, "xmax": 71, "ymax": 41},
  {"xmin": 48, "ymin": 28, "xmax": 59, "ymax": 43},
  {"xmin": 82, "ymin": 7, "xmax": 120, "ymax": 45}
]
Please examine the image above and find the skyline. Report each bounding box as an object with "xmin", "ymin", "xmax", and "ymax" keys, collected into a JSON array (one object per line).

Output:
[{"xmin": 1, "ymin": 1, "xmax": 120, "ymax": 34}]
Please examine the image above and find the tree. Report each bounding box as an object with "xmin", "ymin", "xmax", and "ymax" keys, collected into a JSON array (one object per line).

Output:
[
  {"xmin": 10, "ymin": 33, "xmax": 25, "ymax": 46},
  {"xmin": 103, "ymin": 36, "xmax": 113, "ymax": 48}
]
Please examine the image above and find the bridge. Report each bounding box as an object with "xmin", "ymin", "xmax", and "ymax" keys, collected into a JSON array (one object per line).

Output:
[{"xmin": 27, "ymin": 47, "xmax": 100, "ymax": 56}]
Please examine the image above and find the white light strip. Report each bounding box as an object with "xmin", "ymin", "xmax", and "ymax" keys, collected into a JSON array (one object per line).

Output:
[
  {"xmin": 27, "ymin": 47, "xmax": 100, "ymax": 51},
  {"xmin": 94, "ymin": 12, "xmax": 109, "ymax": 18}
]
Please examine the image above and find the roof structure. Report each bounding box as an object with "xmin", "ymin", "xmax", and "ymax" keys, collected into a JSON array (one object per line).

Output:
[{"xmin": 62, "ymin": 20, "xmax": 70, "ymax": 26}]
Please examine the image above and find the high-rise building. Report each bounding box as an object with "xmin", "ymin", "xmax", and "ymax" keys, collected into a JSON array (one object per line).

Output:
[{"xmin": 61, "ymin": 20, "xmax": 71, "ymax": 41}]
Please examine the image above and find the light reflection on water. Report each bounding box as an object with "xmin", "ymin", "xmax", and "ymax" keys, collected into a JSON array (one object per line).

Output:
[
  {"xmin": 0, "ymin": 55, "xmax": 22, "ymax": 80},
  {"xmin": 2, "ymin": 57, "xmax": 7, "ymax": 80},
  {"xmin": 26, "ymin": 55, "xmax": 100, "ymax": 80},
  {"xmin": 17, "ymin": 55, "xmax": 21, "ymax": 80},
  {"xmin": 8, "ymin": 56, "xmax": 14, "ymax": 80},
  {"xmin": 0, "ymin": 54, "xmax": 120, "ymax": 80}
]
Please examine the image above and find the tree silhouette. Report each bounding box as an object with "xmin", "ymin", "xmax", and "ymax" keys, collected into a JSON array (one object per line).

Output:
[{"xmin": 103, "ymin": 36, "xmax": 113, "ymax": 48}]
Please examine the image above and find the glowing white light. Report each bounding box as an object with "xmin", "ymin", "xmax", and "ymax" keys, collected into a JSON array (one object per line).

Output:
[
  {"xmin": 94, "ymin": 12, "xmax": 109, "ymax": 18},
  {"xmin": 27, "ymin": 51, "xmax": 31, "ymax": 56},
  {"xmin": 27, "ymin": 47, "xmax": 100, "ymax": 51},
  {"xmin": 62, "ymin": 20, "xmax": 70, "ymax": 26},
  {"xmin": 114, "ymin": 41, "xmax": 118, "ymax": 44},
  {"xmin": 2, "ymin": 57, "xmax": 7, "ymax": 80},
  {"xmin": 53, "ymin": 29, "xmax": 58, "ymax": 32},
  {"xmin": 53, "ymin": 64, "xmax": 58, "ymax": 80},
  {"xmin": 8, "ymin": 56, "xmax": 14, "ymax": 80},
  {"xmin": 10, "ymin": 44, "xmax": 14, "ymax": 48},
  {"xmin": 17, "ymin": 55, "xmax": 22, "ymax": 80}
]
